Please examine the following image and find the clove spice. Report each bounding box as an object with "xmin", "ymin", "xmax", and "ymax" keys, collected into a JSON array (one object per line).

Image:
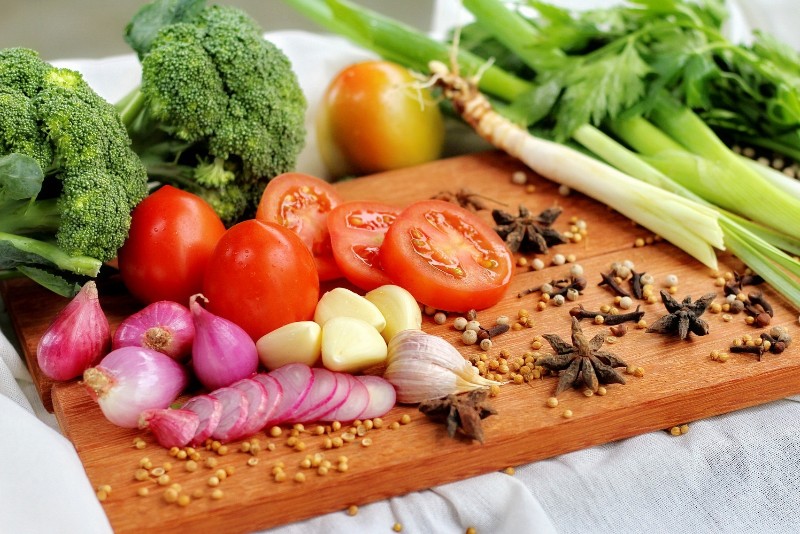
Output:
[
  {"xmin": 569, "ymin": 305, "xmax": 644, "ymax": 326},
  {"xmin": 598, "ymin": 270, "xmax": 631, "ymax": 298}
]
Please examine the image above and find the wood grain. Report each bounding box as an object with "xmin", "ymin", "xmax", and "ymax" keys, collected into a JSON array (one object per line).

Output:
[{"xmin": 3, "ymin": 151, "xmax": 799, "ymax": 534}]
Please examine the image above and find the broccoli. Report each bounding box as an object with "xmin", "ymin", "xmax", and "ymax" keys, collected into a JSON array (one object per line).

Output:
[
  {"xmin": 0, "ymin": 48, "xmax": 149, "ymax": 296},
  {"xmin": 118, "ymin": 0, "xmax": 307, "ymax": 224}
]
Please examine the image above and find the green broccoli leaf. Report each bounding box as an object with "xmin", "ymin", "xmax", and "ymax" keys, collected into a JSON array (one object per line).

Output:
[
  {"xmin": 0, "ymin": 153, "xmax": 43, "ymax": 201},
  {"xmin": 15, "ymin": 265, "xmax": 82, "ymax": 297},
  {"xmin": 124, "ymin": 0, "xmax": 207, "ymax": 58}
]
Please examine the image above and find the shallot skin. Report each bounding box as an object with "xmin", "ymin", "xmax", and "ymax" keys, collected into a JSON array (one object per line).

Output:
[
  {"xmin": 83, "ymin": 346, "xmax": 189, "ymax": 428},
  {"xmin": 37, "ymin": 281, "xmax": 111, "ymax": 381},
  {"xmin": 113, "ymin": 300, "xmax": 194, "ymax": 361}
]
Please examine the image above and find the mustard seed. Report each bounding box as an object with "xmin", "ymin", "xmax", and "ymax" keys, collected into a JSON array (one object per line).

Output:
[
  {"xmin": 347, "ymin": 505, "xmax": 359, "ymax": 516},
  {"xmin": 562, "ymin": 409, "xmax": 574, "ymax": 419},
  {"xmin": 400, "ymin": 414, "xmax": 412, "ymax": 425},
  {"xmin": 211, "ymin": 489, "xmax": 224, "ymax": 500}
]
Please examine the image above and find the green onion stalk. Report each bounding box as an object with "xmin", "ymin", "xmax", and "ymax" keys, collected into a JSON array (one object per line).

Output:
[{"xmin": 283, "ymin": 0, "xmax": 800, "ymax": 309}]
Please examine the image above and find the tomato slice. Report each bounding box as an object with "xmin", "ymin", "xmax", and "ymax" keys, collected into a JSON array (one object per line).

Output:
[
  {"xmin": 327, "ymin": 200, "xmax": 402, "ymax": 291},
  {"xmin": 379, "ymin": 200, "xmax": 512, "ymax": 311},
  {"xmin": 256, "ymin": 172, "xmax": 343, "ymax": 281}
]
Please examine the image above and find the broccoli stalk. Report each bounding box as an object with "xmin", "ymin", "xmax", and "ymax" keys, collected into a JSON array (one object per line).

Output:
[
  {"xmin": 0, "ymin": 48, "xmax": 149, "ymax": 296},
  {"xmin": 118, "ymin": 0, "xmax": 307, "ymax": 224}
]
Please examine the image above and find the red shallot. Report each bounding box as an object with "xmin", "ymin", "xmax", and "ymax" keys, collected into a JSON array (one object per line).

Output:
[
  {"xmin": 354, "ymin": 375, "xmax": 396, "ymax": 420},
  {"xmin": 267, "ymin": 363, "xmax": 314, "ymax": 424},
  {"xmin": 292, "ymin": 367, "xmax": 340, "ymax": 423},
  {"xmin": 138, "ymin": 408, "xmax": 199, "ymax": 448},
  {"xmin": 190, "ymin": 294, "xmax": 258, "ymax": 391},
  {"xmin": 181, "ymin": 394, "xmax": 223, "ymax": 445},
  {"xmin": 209, "ymin": 386, "xmax": 249, "ymax": 442},
  {"xmin": 251, "ymin": 373, "xmax": 284, "ymax": 428},
  {"xmin": 230, "ymin": 378, "xmax": 274, "ymax": 438},
  {"xmin": 323, "ymin": 373, "xmax": 370, "ymax": 423},
  {"xmin": 113, "ymin": 301, "xmax": 194, "ymax": 361},
  {"xmin": 82, "ymin": 346, "xmax": 188, "ymax": 428},
  {"xmin": 37, "ymin": 281, "xmax": 110, "ymax": 381}
]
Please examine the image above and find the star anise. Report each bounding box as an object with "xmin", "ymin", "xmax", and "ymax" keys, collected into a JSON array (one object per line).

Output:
[
  {"xmin": 431, "ymin": 188, "xmax": 496, "ymax": 211},
  {"xmin": 646, "ymin": 290, "xmax": 716, "ymax": 339},
  {"xmin": 492, "ymin": 205, "xmax": 567, "ymax": 254},
  {"xmin": 418, "ymin": 389, "xmax": 497, "ymax": 444},
  {"xmin": 538, "ymin": 317, "xmax": 627, "ymax": 395}
]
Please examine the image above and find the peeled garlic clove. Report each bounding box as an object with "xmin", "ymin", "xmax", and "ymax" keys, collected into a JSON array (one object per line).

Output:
[
  {"xmin": 365, "ymin": 285, "xmax": 422, "ymax": 342},
  {"xmin": 321, "ymin": 316, "xmax": 388, "ymax": 373},
  {"xmin": 314, "ymin": 287, "xmax": 386, "ymax": 332},
  {"xmin": 256, "ymin": 321, "xmax": 322, "ymax": 370}
]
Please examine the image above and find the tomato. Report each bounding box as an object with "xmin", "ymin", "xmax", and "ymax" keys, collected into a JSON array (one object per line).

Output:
[
  {"xmin": 202, "ymin": 219, "xmax": 319, "ymax": 340},
  {"xmin": 117, "ymin": 185, "xmax": 226, "ymax": 305},
  {"xmin": 327, "ymin": 200, "xmax": 402, "ymax": 291},
  {"xmin": 256, "ymin": 172, "xmax": 342, "ymax": 282},
  {"xmin": 379, "ymin": 200, "xmax": 512, "ymax": 312},
  {"xmin": 317, "ymin": 60, "xmax": 445, "ymax": 178}
]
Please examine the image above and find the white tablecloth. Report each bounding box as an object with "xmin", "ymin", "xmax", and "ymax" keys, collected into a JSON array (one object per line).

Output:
[{"xmin": 2, "ymin": 2, "xmax": 800, "ymax": 533}]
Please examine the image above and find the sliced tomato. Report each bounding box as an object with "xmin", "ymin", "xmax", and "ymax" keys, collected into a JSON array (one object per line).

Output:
[
  {"xmin": 327, "ymin": 200, "xmax": 402, "ymax": 291},
  {"xmin": 379, "ymin": 200, "xmax": 512, "ymax": 312},
  {"xmin": 256, "ymin": 172, "xmax": 343, "ymax": 281}
]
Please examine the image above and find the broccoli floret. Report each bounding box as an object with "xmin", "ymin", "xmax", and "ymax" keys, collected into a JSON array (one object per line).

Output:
[
  {"xmin": 0, "ymin": 48, "xmax": 149, "ymax": 296},
  {"xmin": 119, "ymin": 0, "xmax": 307, "ymax": 224}
]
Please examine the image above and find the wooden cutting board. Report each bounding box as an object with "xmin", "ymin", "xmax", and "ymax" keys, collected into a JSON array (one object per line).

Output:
[{"xmin": 3, "ymin": 151, "xmax": 799, "ymax": 534}]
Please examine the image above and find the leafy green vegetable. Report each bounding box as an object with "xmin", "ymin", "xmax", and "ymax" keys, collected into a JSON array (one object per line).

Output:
[
  {"xmin": 118, "ymin": 0, "xmax": 307, "ymax": 224},
  {"xmin": 285, "ymin": 0, "xmax": 800, "ymax": 308},
  {"xmin": 0, "ymin": 48, "xmax": 148, "ymax": 296}
]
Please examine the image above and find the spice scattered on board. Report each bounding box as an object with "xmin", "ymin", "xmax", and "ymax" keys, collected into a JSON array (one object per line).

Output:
[
  {"xmin": 646, "ymin": 290, "xmax": 716, "ymax": 339},
  {"xmin": 418, "ymin": 389, "xmax": 497, "ymax": 444},
  {"xmin": 538, "ymin": 317, "xmax": 627, "ymax": 395}
]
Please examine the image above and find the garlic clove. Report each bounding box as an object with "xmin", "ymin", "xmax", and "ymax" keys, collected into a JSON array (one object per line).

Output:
[
  {"xmin": 314, "ymin": 287, "xmax": 387, "ymax": 332},
  {"xmin": 365, "ymin": 285, "xmax": 422, "ymax": 342},
  {"xmin": 320, "ymin": 316, "xmax": 388, "ymax": 373},
  {"xmin": 256, "ymin": 321, "xmax": 322, "ymax": 370}
]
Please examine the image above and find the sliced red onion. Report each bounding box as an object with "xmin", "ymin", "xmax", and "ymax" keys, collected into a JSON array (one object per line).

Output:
[
  {"xmin": 138, "ymin": 408, "xmax": 199, "ymax": 448},
  {"xmin": 354, "ymin": 375, "xmax": 397, "ymax": 420},
  {"xmin": 190, "ymin": 294, "xmax": 258, "ymax": 391},
  {"xmin": 230, "ymin": 378, "xmax": 272, "ymax": 438},
  {"xmin": 181, "ymin": 394, "xmax": 223, "ymax": 446},
  {"xmin": 113, "ymin": 300, "xmax": 194, "ymax": 361},
  {"xmin": 302, "ymin": 370, "xmax": 351, "ymax": 423},
  {"xmin": 82, "ymin": 346, "xmax": 188, "ymax": 428},
  {"xmin": 323, "ymin": 373, "xmax": 370, "ymax": 423},
  {"xmin": 38, "ymin": 281, "xmax": 110, "ymax": 381},
  {"xmin": 292, "ymin": 368, "xmax": 339, "ymax": 423},
  {"xmin": 251, "ymin": 373, "xmax": 284, "ymax": 427},
  {"xmin": 267, "ymin": 363, "xmax": 314, "ymax": 424},
  {"xmin": 209, "ymin": 386, "xmax": 249, "ymax": 442}
]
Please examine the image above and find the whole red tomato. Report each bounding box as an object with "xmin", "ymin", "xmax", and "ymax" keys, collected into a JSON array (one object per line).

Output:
[
  {"xmin": 317, "ymin": 60, "xmax": 445, "ymax": 178},
  {"xmin": 118, "ymin": 185, "xmax": 226, "ymax": 305},
  {"xmin": 202, "ymin": 219, "xmax": 320, "ymax": 340}
]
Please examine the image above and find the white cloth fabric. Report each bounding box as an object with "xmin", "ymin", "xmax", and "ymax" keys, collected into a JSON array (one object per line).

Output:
[{"xmin": 2, "ymin": 2, "xmax": 799, "ymax": 533}]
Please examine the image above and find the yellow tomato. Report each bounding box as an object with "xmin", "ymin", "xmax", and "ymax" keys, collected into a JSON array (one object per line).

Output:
[{"xmin": 317, "ymin": 60, "xmax": 445, "ymax": 178}]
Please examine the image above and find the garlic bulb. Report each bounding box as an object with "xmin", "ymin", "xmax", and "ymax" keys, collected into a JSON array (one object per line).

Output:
[{"xmin": 383, "ymin": 329, "xmax": 501, "ymax": 403}]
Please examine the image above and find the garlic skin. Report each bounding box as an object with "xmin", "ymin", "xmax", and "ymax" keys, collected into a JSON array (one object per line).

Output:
[
  {"xmin": 365, "ymin": 285, "xmax": 422, "ymax": 342},
  {"xmin": 314, "ymin": 287, "xmax": 386, "ymax": 332},
  {"xmin": 383, "ymin": 329, "xmax": 500, "ymax": 403},
  {"xmin": 321, "ymin": 316, "xmax": 388, "ymax": 373},
  {"xmin": 37, "ymin": 281, "xmax": 111, "ymax": 381}
]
